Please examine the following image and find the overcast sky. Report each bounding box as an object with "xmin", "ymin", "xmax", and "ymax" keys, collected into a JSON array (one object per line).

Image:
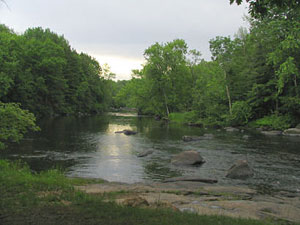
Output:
[{"xmin": 0, "ymin": 0, "xmax": 248, "ymax": 80}]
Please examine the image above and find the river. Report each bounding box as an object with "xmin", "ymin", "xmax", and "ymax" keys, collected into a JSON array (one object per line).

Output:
[{"xmin": 2, "ymin": 112, "xmax": 300, "ymax": 192}]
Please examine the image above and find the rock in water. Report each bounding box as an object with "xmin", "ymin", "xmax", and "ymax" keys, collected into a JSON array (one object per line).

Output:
[
  {"xmin": 261, "ymin": 130, "xmax": 282, "ymax": 136},
  {"xmin": 163, "ymin": 176, "xmax": 218, "ymax": 184},
  {"xmin": 182, "ymin": 134, "xmax": 214, "ymax": 142},
  {"xmin": 225, "ymin": 127, "xmax": 239, "ymax": 132},
  {"xmin": 123, "ymin": 129, "xmax": 137, "ymax": 135},
  {"xmin": 115, "ymin": 129, "xmax": 137, "ymax": 135},
  {"xmin": 226, "ymin": 160, "xmax": 254, "ymax": 180},
  {"xmin": 171, "ymin": 150, "xmax": 205, "ymax": 166},
  {"xmin": 138, "ymin": 150, "xmax": 154, "ymax": 157},
  {"xmin": 283, "ymin": 128, "xmax": 300, "ymax": 137}
]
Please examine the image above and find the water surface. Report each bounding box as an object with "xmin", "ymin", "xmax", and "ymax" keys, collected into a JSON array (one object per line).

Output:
[{"xmin": 2, "ymin": 113, "xmax": 300, "ymax": 192}]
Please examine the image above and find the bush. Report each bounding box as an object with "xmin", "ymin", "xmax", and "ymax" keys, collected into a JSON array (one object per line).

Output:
[
  {"xmin": 227, "ymin": 101, "xmax": 252, "ymax": 126},
  {"xmin": 253, "ymin": 114, "xmax": 292, "ymax": 130},
  {"xmin": 168, "ymin": 111, "xmax": 197, "ymax": 123},
  {"xmin": 0, "ymin": 102, "xmax": 40, "ymax": 149}
]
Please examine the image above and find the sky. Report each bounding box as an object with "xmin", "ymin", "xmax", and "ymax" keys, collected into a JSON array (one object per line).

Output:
[{"xmin": 0, "ymin": 0, "xmax": 248, "ymax": 80}]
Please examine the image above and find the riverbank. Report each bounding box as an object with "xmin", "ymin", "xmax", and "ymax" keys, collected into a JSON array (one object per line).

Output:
[{"xmin": 0, "ymin": 160, "xmax": 299, "ymax": 225}]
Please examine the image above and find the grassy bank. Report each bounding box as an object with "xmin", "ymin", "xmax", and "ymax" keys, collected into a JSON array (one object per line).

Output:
[{"xmin": 0, "ymin": 160, "xmax": 290, "ymax": 225}]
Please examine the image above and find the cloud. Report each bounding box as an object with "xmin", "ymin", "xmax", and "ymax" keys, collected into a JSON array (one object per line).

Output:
[{"xmin": 0, "ymin": 0, "xmax": 248, "ymax": 79}]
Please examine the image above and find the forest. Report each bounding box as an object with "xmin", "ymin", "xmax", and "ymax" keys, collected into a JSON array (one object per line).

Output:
[
  {"xmin": 113, "ymin": 0, "xmax": 300, "ymax": 130},
  {"xmin": 1, "ymin": 0, "xmax": 300, "ymax": 149}
]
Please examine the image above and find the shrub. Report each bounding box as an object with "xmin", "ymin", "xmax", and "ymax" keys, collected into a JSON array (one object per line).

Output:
[{"xmin": 253, "ymin": 114, "xmax": 292, "ymax": 130}]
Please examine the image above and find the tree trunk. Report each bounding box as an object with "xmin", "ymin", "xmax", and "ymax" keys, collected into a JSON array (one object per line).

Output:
[
  {"xmin": 163, "ymin": 89, "xmax": 170, "ymax": 116},
  {"xmin": 224, "ymin": 70, "xmax": 232, "ymax": 115}
]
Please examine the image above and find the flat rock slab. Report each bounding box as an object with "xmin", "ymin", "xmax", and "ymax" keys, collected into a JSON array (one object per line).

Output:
[{"xmin": 75, "ymin": 181, "xmax": 300, "ymax": 223}]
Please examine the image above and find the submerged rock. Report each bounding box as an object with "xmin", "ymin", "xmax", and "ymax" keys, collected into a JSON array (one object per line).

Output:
[
  {"xmin": 226, "ymin": 160, "xmax": 254, "ymax": 180},
  {"xmin": 171, "ymin": 150, "xmax": 205, "ymax": 166},
  {"xmin": 225, "ymin": 127, "xmax": 239, "ymax": 132},
  {"xmin": 115, "ymin": 129, "xmax": 137, "ymax": 135},
  {"xmin": 242, "ymin": 135, "xmax": 250, "ymax": 140},
  {"xmin": 138, "ymin": 150, "xmax": 154, "ymax": 157},
  {"xmin": 182, "ymin": 134, "xmax": 214, "ymax": 142},
  {"xmin": 283, "ymin": 128, "xmax": 300, "ymax": 137}
]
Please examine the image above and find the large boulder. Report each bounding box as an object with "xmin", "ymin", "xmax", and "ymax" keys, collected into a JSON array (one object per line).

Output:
[
  {"xmin": 283, "ymin": 128, "xmax": 300, "ymax": 137},
  {"xmin": 226, "ymin": 160, "xmax": 254, "ymax": 180},
  {"xmin": 171, "ymin": 150, "xmax": 205, "ymax": 166}
]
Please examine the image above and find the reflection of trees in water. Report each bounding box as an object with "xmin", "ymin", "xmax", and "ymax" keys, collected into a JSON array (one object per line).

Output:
[
  {"xmin": 144, "ymin": 162, "xmax": 181, "ymax": 181},
  {"xmin": 34, "ymin": 116, "xmax": 109, "ymax": 153}
]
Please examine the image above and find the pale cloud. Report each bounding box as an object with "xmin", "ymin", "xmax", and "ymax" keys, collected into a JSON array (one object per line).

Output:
[{"xmin": 0, "ymin": 0, "xmax": 248, "ymax": 79}]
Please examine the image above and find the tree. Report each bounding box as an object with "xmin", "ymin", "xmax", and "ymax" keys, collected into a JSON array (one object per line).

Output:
[
  {"xmin": 230, "ymin": 0, "xmax": 300, "ymax": 19},
  {"xmin": 0, "ymin": 103, "xmax": 40, "ymax": 150},
  {"xmin": 143, "ymin": 39, "xmax": 192, "ymax": 116}
]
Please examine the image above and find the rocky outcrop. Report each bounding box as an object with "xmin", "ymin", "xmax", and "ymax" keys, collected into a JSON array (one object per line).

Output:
[
  {"xmin": 182, "ymin": 134, "xmax": 214, "ymax": 142},
  {"xmin": 115, "ymin": 129, "xmax": 137, "ymax": 135},
  {"xmin": 138, "ymin": 150, "xmax": 154, "ymax": 157},
  {"xmin": 226, "ymin": 160, "xmax": 254, "ymax": 180},
  {"xmin": 171, "ymin": 150, "xmax": 205, "ymax": 166},
  {"xmin": 283, "ymin": 128, "xmax": 300, "ymax": 137},
  {"xmin": 76, "ymin": 181, "xmax": 300, "ymax": 223}
]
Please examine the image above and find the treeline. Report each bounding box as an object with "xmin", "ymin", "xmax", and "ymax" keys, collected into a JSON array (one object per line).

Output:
[
  {"xmin": 0, "ymin": 25, "xmax": 111, "ymax": 117},
  {"xmin": 114, "ymin": 0, "xmax": 300, "ymax": 129},
  {"xmin": 0, "ymin": 25, "xmax": 113, "ymax": 149}
]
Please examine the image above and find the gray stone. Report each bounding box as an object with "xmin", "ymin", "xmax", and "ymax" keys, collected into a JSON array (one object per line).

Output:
[
  {"xmin": 225, "ymin": 127, "xmax": 239, "ymax": 132},
  {"xmin": 283, "ymin": 128, "xmax": 300, "ymax": 137},
  {"xmin": 171, "ymin": 150, "xmax": 205, "ymax": 166},
  {"xmin": 261, "ymin": 130, "xmax": 282, "ymax": 136},
  {"xmin": 242, "ymin": 135, "xmax": 250, "ymax": 140},
  {"xmin": 115, "ymin": 129, "xmax": 137, "ymax": 135},
  {"xmin": 182, "ymin": 134, "xmax": 213, "ymax": 142},
  {"xmin": 163, "ymin": 176, "xmax": 217, "ymax": 184},
  {"xmin": 226, "ymin": 160, "xmax": 254, "ymax": 180}
]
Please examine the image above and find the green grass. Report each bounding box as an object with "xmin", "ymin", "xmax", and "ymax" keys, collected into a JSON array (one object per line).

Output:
[{"xmin": 0, "ymin": 159, "xmax": 292, "ymax": 225}]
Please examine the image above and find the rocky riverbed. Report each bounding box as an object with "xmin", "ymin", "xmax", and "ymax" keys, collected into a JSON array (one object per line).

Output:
[{"xmin": 76, "ymin": 180, "xmax": 300, "ymax": 224}]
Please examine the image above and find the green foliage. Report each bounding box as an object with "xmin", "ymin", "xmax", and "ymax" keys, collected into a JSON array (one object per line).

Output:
[
  {"xmin": 227, "ymin": 101, "xmax": 252, "ymax": 126},
  {"xmin": 230, "ymin": 0, "xmax": 300, "ymax": 19},
  {"xmin": 0, "ymin": 102, "xmax": 39, "ymax": 149},
  {"xmin": 253, "ymin": 115, "xmax": 292, "ymax": 130},
  {"xmin": 0, "ymin": 25, "xmax": 110, "ymax": 117},
  {"xmin": 168, "ymin": 111, "xmax": 197, "ymax": 124}
]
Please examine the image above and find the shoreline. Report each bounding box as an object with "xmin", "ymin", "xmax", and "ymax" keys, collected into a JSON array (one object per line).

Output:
[{"xmin": 75, "ymin": 179, "xmax": 300, "ymax": 223}]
